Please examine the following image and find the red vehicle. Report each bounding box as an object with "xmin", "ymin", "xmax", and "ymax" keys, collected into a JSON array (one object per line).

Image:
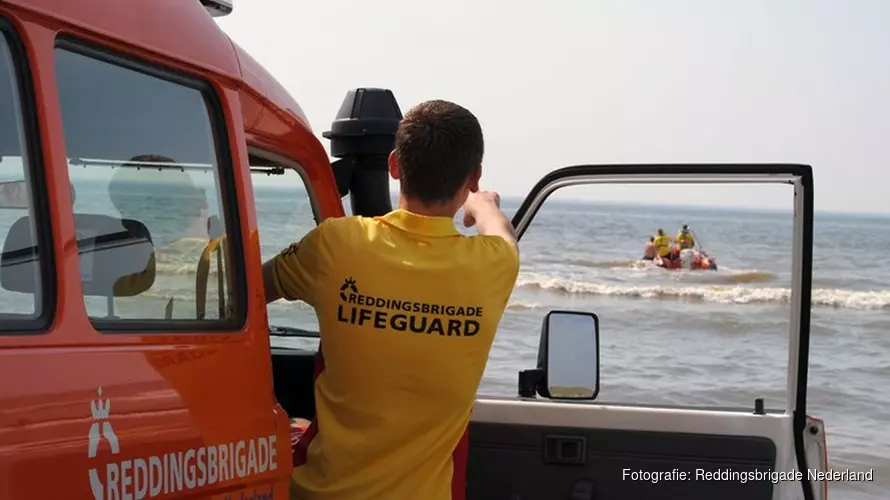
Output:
[{"xmin": 0, "ymin": 0, "xmax": 828, "ymax": 499}]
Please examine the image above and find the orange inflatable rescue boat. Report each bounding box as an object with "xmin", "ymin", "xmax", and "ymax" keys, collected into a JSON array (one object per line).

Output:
[{"xmin": 654, "ymin": 247, "xmax": 718, "ymax": 270}]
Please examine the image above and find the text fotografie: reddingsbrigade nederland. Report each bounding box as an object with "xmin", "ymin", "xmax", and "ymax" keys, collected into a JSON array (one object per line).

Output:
[{"xmin": 622, "ymin": 468, "xmax": 874, "ymax": 484}]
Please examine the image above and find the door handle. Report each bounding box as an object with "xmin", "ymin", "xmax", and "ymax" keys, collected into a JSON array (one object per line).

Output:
[{"xmin": 543, "ymin": 434, "xmax": 587, "ymax": 465}]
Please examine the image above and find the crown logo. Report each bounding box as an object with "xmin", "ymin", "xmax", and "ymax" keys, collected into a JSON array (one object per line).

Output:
[
  {"xmin": 90, "ymin": 387, "xmax": 110, "ymax": 420},
  {"xmin": 339, "ymin": 277, "xmax": 358, "ymax": 301},
  {"xmin": 88, "ymin": 387, "xmax": 119, "ymax": 459}
]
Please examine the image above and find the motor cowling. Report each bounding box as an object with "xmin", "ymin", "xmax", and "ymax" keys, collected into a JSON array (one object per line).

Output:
[{"xmin": 679, "ymin": 248, "xmax": 696, "ymax": 269}]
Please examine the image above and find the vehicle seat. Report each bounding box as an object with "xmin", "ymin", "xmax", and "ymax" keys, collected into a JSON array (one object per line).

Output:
[
  {"xmin": 196, "ymin": 214, "xmax": 232, "ymax": 320},
  {"xmin": 0, "ymin": 214, "xmax": 156, "ymax": 318},
  {"xmin": 196, "ymin": 235, "xmax": 228, "ymax": 319}
]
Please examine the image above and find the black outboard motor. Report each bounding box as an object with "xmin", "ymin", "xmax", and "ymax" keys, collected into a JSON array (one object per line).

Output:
[{"xmin": 323, "ymin": 88, "xmax": 402, "ymax": 217}]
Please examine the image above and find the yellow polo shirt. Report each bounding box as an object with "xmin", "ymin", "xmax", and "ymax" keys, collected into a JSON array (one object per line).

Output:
[
  {"xmin": 675, "ymin": 231, "xmax": 694, "ymax": 248},
  {"xmin": 653, "ymin": 234, "xmax": 671, "ymax": 256},
  {"xmin": 269, "ymin": 209, "xmax": 520, "ymax": 500}
]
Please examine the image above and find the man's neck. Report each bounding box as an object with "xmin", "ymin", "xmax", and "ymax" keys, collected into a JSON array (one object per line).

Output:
[{"xmin": 398, "ymin": 196, "xmax": 458, "ymax": 219}]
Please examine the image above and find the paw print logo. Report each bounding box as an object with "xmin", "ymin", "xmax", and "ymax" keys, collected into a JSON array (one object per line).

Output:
[{"xmin": 339, "ymin": 277, "xmax": 358, "ymax": 301}]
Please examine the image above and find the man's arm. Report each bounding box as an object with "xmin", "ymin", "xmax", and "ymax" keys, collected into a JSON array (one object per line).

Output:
[
  {"xmin": 262, "ymin": 259, "xmax": 284, "ymax": 304},
  {"xmin": 261, "ymin": 225, "xmax": 327, "ymax": 306},
  {"xmin": 473, "ymin": 206, "xmax": 517, "ymax": 249}
]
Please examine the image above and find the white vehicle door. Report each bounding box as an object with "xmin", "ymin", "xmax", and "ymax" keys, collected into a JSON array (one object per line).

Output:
[{"xmin": 467, "ymin": 163, "xmax": 827, "ymax": 500}]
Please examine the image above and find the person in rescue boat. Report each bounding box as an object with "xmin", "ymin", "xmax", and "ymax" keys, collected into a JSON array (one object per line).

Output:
[
  {"xmin": 675, "ymin": 224, "xmax": 695, "ymax": 249},
  {"xmin": 642, "ymin": 236, "xmax": 656, "ymax": 260},
  {"xmin": 261, "ymin": 100, "xmax": 519, "ymax": 500},
  {"xmin": 652, "ymin": 228, "xmax": 672, "ymax": 259}
]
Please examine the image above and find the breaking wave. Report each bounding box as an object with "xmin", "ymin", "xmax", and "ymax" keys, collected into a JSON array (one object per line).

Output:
[
  {"xmin": 706, "ymin": 271, "xmax": 776, "ymax": 284},
  {"xmin": 134, "ymin": 243, "xmax": 887, "ymax": 311},
  {"xmin": 538, "ymin": 257, "xmax": 776, "ymax": 283},
  {"xmin": 506, "ymin": 300, "xmax": 544, "ymax": 311},
  {"xmin": 515, "ymin": 276, "xmax": 890, "ymax": 310}
]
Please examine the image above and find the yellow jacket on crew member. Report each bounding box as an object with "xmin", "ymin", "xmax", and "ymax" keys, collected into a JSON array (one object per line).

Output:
[
  {"xmin": 653, "ymin": 234, "xmax": 672, "ymax": 256},
  {"xmin": 269, "ymin": 210, "xmax": 520, "ymax": 500}
]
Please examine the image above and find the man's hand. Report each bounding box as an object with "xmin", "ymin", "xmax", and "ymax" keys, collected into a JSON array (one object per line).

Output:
[
  {"xmin": 462, "ymin": 190, "xmax": 517, "ymax": 248},
  {"xmin": 462, "ymin": 190, "xmax": 501, "ymax": 228}
]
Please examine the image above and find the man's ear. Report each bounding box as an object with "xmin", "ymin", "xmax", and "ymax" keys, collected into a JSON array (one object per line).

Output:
[
  {"xmin": 467, "ymin": 167, "xmax": 482, "ymax": 193},
  {"xmin": 388, "ymin": 151, "xmax": 400, "ymax": 180}
]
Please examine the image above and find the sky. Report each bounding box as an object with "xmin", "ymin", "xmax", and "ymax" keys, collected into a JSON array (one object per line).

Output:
[{"xmin": 215, "ymin": 0, "xmax": 889, "ymax": 214}]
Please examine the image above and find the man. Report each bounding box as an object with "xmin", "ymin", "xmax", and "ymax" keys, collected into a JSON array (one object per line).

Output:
[
  {"xmin": 652, "ymin": 228, "xmax": 672, "ymax": 258},
  {"xmin": 675, "ymin": 224, "xmax": 695, "ymax": 249},
  {"xmin": 109, "ymin": 154, "xmax": 216, "ymax": 318},
  {"xmin": 109, "ymin": 154, "xmax": 211, "ymax": 246},
  {"xmin": 642, "ymin": 236, "xmax": 656, "ymax": 260},
  {"xmin": 262, "ymin": 100, "xmax": 520, "ymax": 500}
]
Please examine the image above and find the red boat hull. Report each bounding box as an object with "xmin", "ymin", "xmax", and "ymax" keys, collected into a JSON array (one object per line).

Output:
[{"xmin": 653, "ymin": 248, "xmax": 718, "ymax": 270}]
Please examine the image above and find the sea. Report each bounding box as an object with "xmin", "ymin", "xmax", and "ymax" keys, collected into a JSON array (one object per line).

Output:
[
  {"xmin": 1, "ymin": 175, "xmax": 886, "ymax": 499},
  {"xmin": 258, "ymin": 186, "xmax": 889, "ymax": 500}
]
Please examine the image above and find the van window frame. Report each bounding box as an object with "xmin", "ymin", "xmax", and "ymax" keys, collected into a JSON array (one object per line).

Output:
[
  {"xmin": 249, "ymin": 146, "xmax": 323, "ymax": 340},
  {"xmin": 52, "ymin": 36, "xmax": 247, "ymax": 333},
  {"xmin": 0, "ymin": 18, "xmax": 57, "ymax": 335},
  {"xmin": 248, "ymin": 146, "xmax": 323, "ymax": 225}
]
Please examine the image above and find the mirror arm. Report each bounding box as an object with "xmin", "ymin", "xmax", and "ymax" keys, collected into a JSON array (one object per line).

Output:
[{"xmin": 517, "ymin": 368, "xmax": 543, "ymax": 398}]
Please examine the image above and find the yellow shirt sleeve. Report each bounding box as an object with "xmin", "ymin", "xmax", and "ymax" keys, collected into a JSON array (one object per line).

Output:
[
  {"xmin": 477, "ymin": 235, "xmax": 521, "ymax": 301},
  {"xmin": 269, "ymin": 222, "xmax": 328, "ymax": 306}
]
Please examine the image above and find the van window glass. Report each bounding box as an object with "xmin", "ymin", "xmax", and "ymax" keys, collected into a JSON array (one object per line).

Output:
[
  {"xmin": 53, "ymin": 46, "xmax": 241, "ymax": 328},
  {"xmin": 252, "ymin": 159, "xmax": 320, "ymax": 346},
  {"xmin": 0, "ymin": 29, "xmax": 50, "ymax": 328}
]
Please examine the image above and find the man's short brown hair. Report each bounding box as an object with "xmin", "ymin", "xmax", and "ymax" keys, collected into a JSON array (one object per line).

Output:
[{"xmin": 394, "ymin": 100, "xmax": 484, "ymax": 204}]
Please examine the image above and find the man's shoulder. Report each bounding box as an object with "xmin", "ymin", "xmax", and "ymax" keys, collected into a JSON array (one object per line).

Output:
[
  {"xmin": 309, "ymin": 216, "xmax": 383, "ymax": 253},
  {"xmin": 461, "ymin": 234, "xmax": 520, "ymax": 268},
  {"xmin": 464, "ymin": 233, "xmax": 518, "ymax": 250},
  {"xmin": 316, "ymin": 215, "xmax": 375, "ymax": 234}
]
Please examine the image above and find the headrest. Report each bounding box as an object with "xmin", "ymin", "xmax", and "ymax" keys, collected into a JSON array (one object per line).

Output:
[{"xmin": 1, "ymin": 214, "xmax": 156, "ymax": 297}]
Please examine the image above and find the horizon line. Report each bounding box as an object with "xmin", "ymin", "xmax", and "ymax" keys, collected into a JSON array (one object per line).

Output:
[{"xmin": 257, "ymin": 184, "xmax": 890, "ymax": 218}]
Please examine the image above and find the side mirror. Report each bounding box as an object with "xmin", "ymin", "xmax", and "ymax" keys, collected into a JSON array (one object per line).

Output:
[{"xmin": 518, "ymin": 310, "xmax": 600, "ymax": 400}]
